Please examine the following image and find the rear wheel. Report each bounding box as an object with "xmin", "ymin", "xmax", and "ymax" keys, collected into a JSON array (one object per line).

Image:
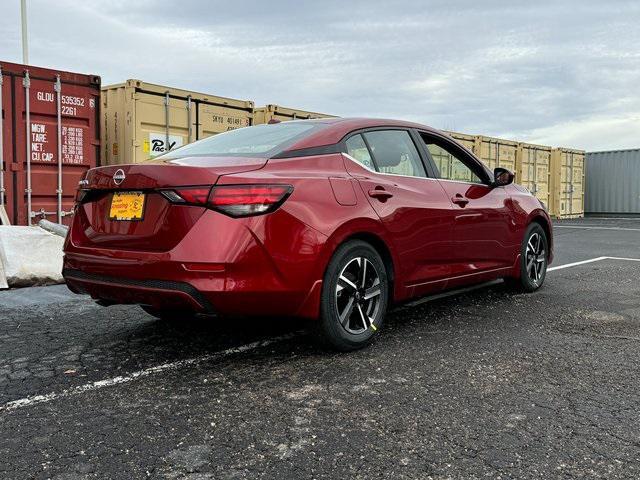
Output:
[
  {"xmin": 506, "ymin": 223, "xmax": 548, "ymax": 292},
  {"xmin": 140, "ymin": 306, "xmax": 197, "ymax": 322},
  {"xmin": 318, "ymin": 240, "xmax": 389, "ymax": 351}
]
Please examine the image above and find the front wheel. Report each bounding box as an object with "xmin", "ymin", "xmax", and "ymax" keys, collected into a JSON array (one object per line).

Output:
[
  {"xmin": 506, "ymin": 223, "xmax": 548, "ymax": 292},
  {"xmin": 317, "ymin": 240, "xmax": 389, "ymax": 351}
]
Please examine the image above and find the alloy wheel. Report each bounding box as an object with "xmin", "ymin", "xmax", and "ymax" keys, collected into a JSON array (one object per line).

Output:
[
  {"xmin": 335, "ymin": 257, "xmax": 382, "ymax": 334},
  {"xmin": 525, "ymin": 232, "xmax": 546, "ymax": 285}
]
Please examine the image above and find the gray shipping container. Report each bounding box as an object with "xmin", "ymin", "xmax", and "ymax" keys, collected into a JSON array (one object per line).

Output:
[{"xmin": 585, "ymin": 148, "xmax": 640, "ymax": 215}]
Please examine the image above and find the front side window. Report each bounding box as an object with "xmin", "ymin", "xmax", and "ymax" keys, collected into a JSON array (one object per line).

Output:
[
  {"xmin": 363, "ymin": 130, "xmax": 426, "ymax": 178},
  {"xmin": 423, "ymin": 139, "xmax": 484, "ymax": 184},
  {"xmin": 156, "ymin": 122, "xmax": 322, "ymax": 161}
]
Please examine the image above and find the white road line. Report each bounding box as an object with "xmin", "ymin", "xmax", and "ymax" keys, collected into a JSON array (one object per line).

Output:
[
  {"xmin": 0, "ymin": 332, "xmax": 299, "ymax": 414},
  {"xmin": 549, "ymin": 256, "xmax": 640, "ymax": 272},
  {"xmin": 4, "ymin": 256, "xmax": 640, "ymax": 414},
  {"xmin": 555, "ymin": 225, "xmax": 640, "ymax": 232},
  {"xmin": 547, "ymin": 257, "xmax": 609, "ymax": 271},
  {"xmin": 607, "ymin": 256, "xmax": 640, "ymax": 262},
  {"xmin": 567, "ymin": 217, "xmax": 640, "ymax": 221}
]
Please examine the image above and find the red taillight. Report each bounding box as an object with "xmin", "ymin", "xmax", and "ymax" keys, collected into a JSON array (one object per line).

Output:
[
  {"xmin": 160, "ymin": 184, "xmax": 293, "ymax": 217},
  {"xmin": 208, "ymin": 184, "xmax": 293, "ymax": 217},
  {"xmin": 160, "ymin": 187, "xmax": 212, "ymax": 206}
]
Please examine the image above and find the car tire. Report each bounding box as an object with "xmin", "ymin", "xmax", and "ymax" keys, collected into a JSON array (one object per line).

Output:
[
  {"xmin": 140, "ymin": 306, "xmax": 196, "ymax": 322},
  {"xmin": 317, "ymin": 240, "xmax": 389, "ymax": 351},
  {"xmin": 506, "ymin": 223, "xmax": 548, "ymax": 292}
]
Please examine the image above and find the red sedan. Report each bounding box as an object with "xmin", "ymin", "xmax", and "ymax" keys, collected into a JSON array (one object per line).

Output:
[{"xmin": 63, "ymin": 118, "xmax": 552, "ymax": 350}]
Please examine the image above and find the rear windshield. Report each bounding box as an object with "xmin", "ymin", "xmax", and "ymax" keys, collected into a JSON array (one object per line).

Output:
[{"xmin": 158, "ymin": 122, "xmax": 321, "ymax": 160}]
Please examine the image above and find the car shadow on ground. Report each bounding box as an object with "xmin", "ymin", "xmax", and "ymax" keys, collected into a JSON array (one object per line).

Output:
[{"xmin": 110, "ymin": 281, "xmax": 517, "ymax": 366}]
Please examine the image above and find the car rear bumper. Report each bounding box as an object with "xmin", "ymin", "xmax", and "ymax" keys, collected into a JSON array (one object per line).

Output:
[
  {"xmin": 63, "ymin": 268, "xmax": 214, "ymax": 312},
  {"xmin": 63, "ymin": 208, "xmax": 329, "ymax": 318}
]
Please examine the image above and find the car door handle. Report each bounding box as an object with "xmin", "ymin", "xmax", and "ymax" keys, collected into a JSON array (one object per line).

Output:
[
  {"xmin": 451, "ymin": 194, "xmax": 469, "ymax": 206},
  {"xmin": 368, "ymin": 189, "xmax": 393, "ymax": 200}
]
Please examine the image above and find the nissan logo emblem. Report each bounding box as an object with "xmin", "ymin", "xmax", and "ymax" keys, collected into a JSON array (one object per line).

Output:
[{"xmin": 113, "ymin": 169, "xmax": 126, "ymax": 185}]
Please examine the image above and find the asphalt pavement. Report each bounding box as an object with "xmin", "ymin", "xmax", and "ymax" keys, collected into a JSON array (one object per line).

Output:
[{"xmin": 1, "ymin": 217, "xmax": 639, "ymax": 479}]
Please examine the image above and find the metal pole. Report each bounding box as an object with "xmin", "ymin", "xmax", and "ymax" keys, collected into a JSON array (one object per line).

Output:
[
  {"xmin": 0, "ymin": 66, "xmax": 5, "ymax": 208},
  {"xmin": 533, "ymin": 148, "xmax": 538, "ymax": 194},
  {"xmin": 21, "ymin": 0, "xmax": 29, "ymax": 65},
  {"xmin": 569, "ymin": 152, "xmax": 574, "ymax": 216},
  {"xmin": 186, "ymin": 95, "xmax": 192, "ymax": 143},
  {"xmin": 55, "ymin": 75, "xmax": 62, "ymax": 224},
  {"xmin": 164, "ymin": 91, "xmax": 170, "ymax": 154},
  {"xmin": 23, "ymin": 71, "xmax": 32, "ymax": 225}
]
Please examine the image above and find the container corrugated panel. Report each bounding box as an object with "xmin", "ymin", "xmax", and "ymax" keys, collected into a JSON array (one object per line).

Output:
[
  {"xmin": 476, "ymin": 135, "xmax": 518, "ymax": 174},
  {"xmin": 0, "ymin": 60, "xmax": 101, "ymax": 226},
  {"xmin": 253, "ymin": 104, "xmax": 336, "ymax": 124},
  {"xmin": 102, "ymin": 80, "xmax": 254, "ymax": 164},
  {"xmin": 516, "ymin": 143, "xmax": 552, "ymax": 208},
  {"xmin": 550, "ymin": 148, "xmax": 585, "ymax": 218},
  {"xmin": 585, "ymin": 149, "xmax": 640, "ymax": 214},
  {"xmin": 444, "ymin": 131, "xmax": 477, "ymax": 155},
  {"xmin": 427, "ymin": 139, "xmax": 478, "ymax": 182},
  {"xmin": 439, "ymin": 131, "xmax": 481, "ymax": 181}
]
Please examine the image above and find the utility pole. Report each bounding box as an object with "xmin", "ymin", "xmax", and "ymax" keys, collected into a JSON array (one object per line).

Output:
[{"xmin": 21, "ymin": 0, "xmax": 29, "ymax": 64}]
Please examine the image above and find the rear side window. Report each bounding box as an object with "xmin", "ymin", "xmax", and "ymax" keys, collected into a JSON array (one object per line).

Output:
[
  {"xmin": 363, "ymin": 130, "xmax": 426, "ymax": 178},
  {"xmin": 157, "ymin": 122, "xmax": 321, "ymax": 160},
  {"xmin": 345, "ymin": 134, "xmax": 374, "ymax": 169}
]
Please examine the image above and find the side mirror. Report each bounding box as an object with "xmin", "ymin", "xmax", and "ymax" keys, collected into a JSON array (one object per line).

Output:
[{"xmin": 493, "ymin": 167, "xmax": 514, "ymax": 187}]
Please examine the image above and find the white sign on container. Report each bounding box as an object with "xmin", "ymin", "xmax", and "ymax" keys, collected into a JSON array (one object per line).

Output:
[{"xmin": 146, "ymin": 132, "xmax": 184, "ymax": 157}]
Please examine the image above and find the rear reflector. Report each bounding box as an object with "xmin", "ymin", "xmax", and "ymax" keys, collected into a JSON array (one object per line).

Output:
[
  {"xmin": 75, "ymin": 189, "xmax": 89, "ymax": 203},
  {"xmin": 182, "ymin": 262, "xmax": 226, "ymax": 273},
  {"xmin": 209, "ymin": 184, "xmax": 293, "ymax": 217}
]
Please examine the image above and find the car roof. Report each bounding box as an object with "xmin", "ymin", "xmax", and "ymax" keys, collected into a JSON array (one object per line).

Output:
[{"xmin": 280, "ymin": 117, "xmax": 443, "ymax": 152}]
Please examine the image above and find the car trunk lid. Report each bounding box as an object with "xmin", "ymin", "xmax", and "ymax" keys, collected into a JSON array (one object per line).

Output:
[
  {"xmin": 83, "ymin": 156, "xmax": 267, "ymax": 190},
  {"xmin": 72, "ymin": 157, "xmax": 266, "ymax": 251}
]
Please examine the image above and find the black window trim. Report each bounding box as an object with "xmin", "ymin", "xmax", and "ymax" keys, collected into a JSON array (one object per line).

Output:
[
  {"xmin": 271, "ymin": 143, "xmax": 341, "ymax": 159},
  {"xmin": 345, "ymin": 133, "xmax": 379, "ymax": 171}
]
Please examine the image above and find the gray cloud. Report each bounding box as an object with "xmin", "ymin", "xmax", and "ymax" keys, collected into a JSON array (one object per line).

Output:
[{"xmin": 1, "ymin": 0, "xmax": 639, "ymax": 150}]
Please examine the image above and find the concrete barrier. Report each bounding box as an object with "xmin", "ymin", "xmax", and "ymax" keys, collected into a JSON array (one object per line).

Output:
[
  {"xmin": 0, "ymin": 249, "xmax": 7, "ymax": 289},
  {"xmin": 0, "ymin": 226, "xmax": 65, "ymax": 288}
]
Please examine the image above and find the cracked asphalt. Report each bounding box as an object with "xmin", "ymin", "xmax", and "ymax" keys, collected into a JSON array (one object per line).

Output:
[{"xmin": 1, "ymin": 217, "xmax": 640, "ymax": 479}]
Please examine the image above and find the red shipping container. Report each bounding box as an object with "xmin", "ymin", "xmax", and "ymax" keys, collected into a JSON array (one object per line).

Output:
[{"xmin": 0, "ymin": 61, "xmax": 100, "ymax": 226}]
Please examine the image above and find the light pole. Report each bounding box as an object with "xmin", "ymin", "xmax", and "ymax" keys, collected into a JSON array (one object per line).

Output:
[{"xmin": 21, "ymin": 0, "xmax": 28, "ymax": 64}]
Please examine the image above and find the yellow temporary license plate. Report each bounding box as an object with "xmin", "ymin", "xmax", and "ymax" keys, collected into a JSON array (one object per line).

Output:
[{"xmin": 109, "ymin": 192, "xmax": 146, "ymax": 221}]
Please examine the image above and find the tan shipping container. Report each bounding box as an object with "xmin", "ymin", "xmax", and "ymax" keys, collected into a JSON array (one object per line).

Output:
[
  {"xmin": 550, "ymin": 148, "xmax": 585, "ymax": 218},
  {"xmin": 101, "ymin": 80, "xmax": 254, "ymax": 164},
  {"xmin": 516, "ymin": 143, "xmax": 552, "ymax": 208},
  {"xmin": 445, "ymin": 131, "xmax": 477, "ymax": 154},
  {"xmin": 438, "ymin": 132, "xmax": 479, "ymax": 181},
  {"xmin": 445, "ymin": 132, "xmax": 518, "ymax": 175},
  {"xmin": 431, "ymin": 132, "xmax": 474, "ymax": 182},
  {"xmin": 253, "ymin": 104, "xmax": 336, "ymax": 124},
  {"xmin": 437, "ymin": 130, "xmax": 582, "ymax": 217},
  {"xmin": 475, "ymin": 135, "xmax": 518, "ymax": 174}
]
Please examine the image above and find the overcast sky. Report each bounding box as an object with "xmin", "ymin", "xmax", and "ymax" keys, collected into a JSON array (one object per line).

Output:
[{"xmin": 1, "ymin": 0, "xmax": 639, "ymax": 151}]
